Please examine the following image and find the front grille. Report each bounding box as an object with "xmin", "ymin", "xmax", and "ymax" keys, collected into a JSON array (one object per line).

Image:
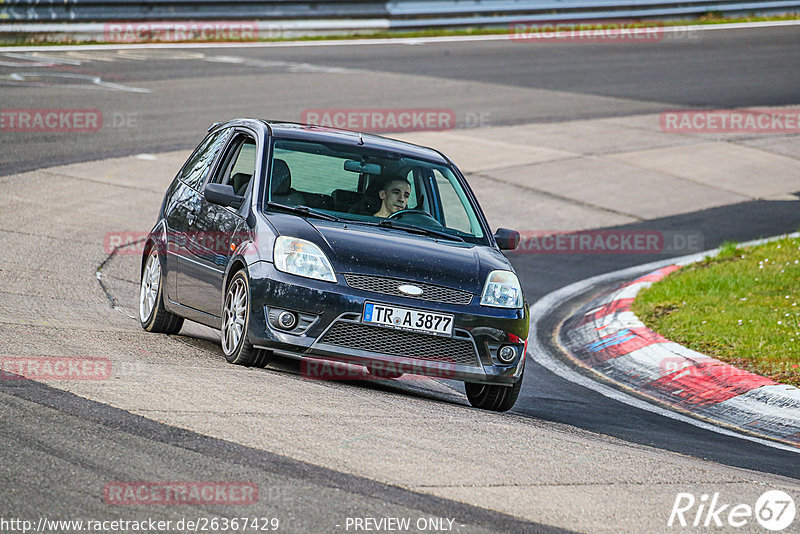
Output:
[
  {"xmin": 343, "ymin": 274, "xmax": 473, "ymax": 305},
  {"xmin": 318, "ymin": 321, "xmax": 479, "ymax": 366}
]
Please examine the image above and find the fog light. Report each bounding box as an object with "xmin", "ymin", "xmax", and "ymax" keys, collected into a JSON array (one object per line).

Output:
[
  {"xmin": 278, "ymin": 311, "xmax": 297, "ymax": 330},
  {"xmin": 498, "ymin": 345, "xmax": 517, "ymax": 363}
]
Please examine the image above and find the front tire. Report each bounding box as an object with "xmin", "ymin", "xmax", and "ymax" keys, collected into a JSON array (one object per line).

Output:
[
  {"xmin": 139, "ymin": 247, "xmax": 184, "ymax": 334},
  {"xmin": 465, "ymin": 370, "xmax": 523, "ymax": 412},
  {"xmin": 221, "ymin": 270, "xmax": 268, "ymax": 367}
]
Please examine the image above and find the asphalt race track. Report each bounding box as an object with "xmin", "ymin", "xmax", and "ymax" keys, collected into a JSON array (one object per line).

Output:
[
  {"xmin": 3, "ymin": 25, "xmax": 800, "ymax": 177},
  {"xmin": 1, "ymin": 24, "xmax": 800, "ymax": 533}
]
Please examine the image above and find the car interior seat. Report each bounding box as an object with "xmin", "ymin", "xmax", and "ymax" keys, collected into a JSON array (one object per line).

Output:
[
  {"xmin": 331, "ymin": 189, "xmax": 362, "ymax": 213},
  {"xmin": 270, "ymin": 159, "xmax": 305, "ymax": 206},
  {"xmin": 347, "ymin": 174, "xmax": 385, "ymax": 215}
]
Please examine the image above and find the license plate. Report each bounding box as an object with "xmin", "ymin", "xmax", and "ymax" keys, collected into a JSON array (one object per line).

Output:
[{"xmin": 362, "ymin": 302, "xmax": 454, "ymax": 337}]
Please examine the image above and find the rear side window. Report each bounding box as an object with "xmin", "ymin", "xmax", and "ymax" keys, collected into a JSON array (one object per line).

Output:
[{"xmin": 180, "ymin": 129, "xmax": 229, "ymax": 190}]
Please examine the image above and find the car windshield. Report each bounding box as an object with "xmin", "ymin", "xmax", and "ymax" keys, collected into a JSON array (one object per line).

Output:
[{"xmin": 264, "ymin": 138, "xmax": 488, "ymax": 243}]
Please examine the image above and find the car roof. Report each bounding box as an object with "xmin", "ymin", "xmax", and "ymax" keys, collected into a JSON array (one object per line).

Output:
[{"xmin": 210, "ymin": 118, "xmax": 450, "ymax": 165}]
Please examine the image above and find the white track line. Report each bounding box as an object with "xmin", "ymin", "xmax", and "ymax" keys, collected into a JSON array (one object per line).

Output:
[
  {"xmin": 1, "ymin": 19, "xmax": 799, "ymax": 53},
  {"xmin": 528, "ymin": 234, "xmax": 800, "ymax": 454}
]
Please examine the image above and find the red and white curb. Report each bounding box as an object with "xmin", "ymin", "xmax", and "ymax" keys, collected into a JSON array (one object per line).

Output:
[
  {"xmin": 528, "ymin": 233, "xmax": 800, "ymax": 452},
  {"xmin": 562, "ymin": 265, "xmax": 800, "ymax": 447}
]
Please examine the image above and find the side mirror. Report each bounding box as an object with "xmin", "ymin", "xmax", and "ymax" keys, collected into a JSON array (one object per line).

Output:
[
  {"xmin": 204, "ymin": 183, "xmax": 244, "ymax": 209},
  {"xmin": 493, "ymin": 228, "xmax": 520, "ymax": 251}
]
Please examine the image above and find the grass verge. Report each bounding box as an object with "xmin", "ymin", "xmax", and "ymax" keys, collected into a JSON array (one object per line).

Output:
[{"xmin": 633, "ymin": 235, "xmax": 800, "ymax": 387}]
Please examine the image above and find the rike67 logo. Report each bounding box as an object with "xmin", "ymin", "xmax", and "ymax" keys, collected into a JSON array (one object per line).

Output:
[{"xmin": 668, "ymin": 490, "xmax": 796, "ymax": 530}]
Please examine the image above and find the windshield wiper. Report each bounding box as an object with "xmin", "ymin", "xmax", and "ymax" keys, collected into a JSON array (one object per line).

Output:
[
  {"xmin": 267, "ymin": 202, "xmax": 342, "ymax": 222},
  {"xmin": 369, "ymin": 219, "xmax": 464, "ymax": 242}
]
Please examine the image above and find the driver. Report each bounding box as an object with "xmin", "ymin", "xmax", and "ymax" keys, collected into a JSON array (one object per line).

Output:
[{"xmin": 373, "ymin": 177, "xmax": 411, "ymax": 218}]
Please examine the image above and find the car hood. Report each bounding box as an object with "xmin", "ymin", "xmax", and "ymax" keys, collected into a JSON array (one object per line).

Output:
[{"xmin": 265, "ymin": 214, "xmax": 513, "ymax": 293}]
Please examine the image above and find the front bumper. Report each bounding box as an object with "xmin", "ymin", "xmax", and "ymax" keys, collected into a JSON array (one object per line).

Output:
[{"xmin": 246, "ymin": 261, "xmax": 528, "ymax": 385}]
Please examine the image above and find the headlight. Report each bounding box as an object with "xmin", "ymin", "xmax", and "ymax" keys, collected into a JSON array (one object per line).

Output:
[
  {"xmin": 273, "ymin": 236, "xmax": 336, "ymax": 283},
  {"xmin": 480, "ymin": 270, "xmax": 523, "ymax": 308}
]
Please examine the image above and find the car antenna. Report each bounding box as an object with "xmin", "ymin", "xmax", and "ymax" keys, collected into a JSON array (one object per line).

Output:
[{"xmin": 358, "ymin": 132, "xmax": 364, "ymax": 145}]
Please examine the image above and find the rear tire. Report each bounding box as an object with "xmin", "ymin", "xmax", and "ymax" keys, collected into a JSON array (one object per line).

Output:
[
  {"xmin": 465, "ymin": 370, "xmax": 523, "ymax": 412},
  {"xmin": 221, "ymin": 270, "xmax": 269, "ymax": 367},
  {"xmin": 139, "ymin": 247, "xmax": 184, "ymax": 335}
]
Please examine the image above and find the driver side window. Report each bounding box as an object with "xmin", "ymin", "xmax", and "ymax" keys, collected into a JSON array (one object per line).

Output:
[{"xmin": 211, "ymin": 134, "xmax": 257, "ymax": 197}]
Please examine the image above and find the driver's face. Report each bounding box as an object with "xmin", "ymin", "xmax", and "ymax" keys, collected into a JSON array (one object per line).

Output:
[{"xmin": 380, "ymin": 181, "xmax": 411, "ymax": 213}]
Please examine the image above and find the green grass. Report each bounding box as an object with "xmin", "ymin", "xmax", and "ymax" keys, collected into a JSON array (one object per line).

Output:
[
  {"xmin": 2, "ymin": 12, "xmax": 799, "ymax": 46},
  {"xmin": 633, "ymin": 235, "xmax": 800, "ymax": 387}
]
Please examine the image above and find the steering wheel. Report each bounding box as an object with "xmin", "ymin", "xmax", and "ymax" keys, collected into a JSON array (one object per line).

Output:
[{"xmin": 387, "ymin": 209, "xmax": 444, "ymax": 228}]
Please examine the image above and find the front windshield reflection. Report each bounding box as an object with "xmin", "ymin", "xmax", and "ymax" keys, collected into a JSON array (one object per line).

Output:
[{"xmin": 264, "ymin": 139, "xmax": 487, "ymax": 244}]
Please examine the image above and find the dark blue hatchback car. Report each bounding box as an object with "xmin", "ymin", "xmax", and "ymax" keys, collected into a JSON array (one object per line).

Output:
[{"xmin": 139, "ymin": 119, "xmax": 528, "ymax": 411}]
